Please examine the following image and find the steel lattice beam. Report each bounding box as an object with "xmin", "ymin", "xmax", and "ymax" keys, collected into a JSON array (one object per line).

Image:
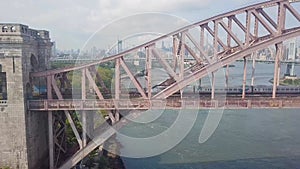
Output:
[{"xmin": 30, "ymin": 0, "xmax": 300, "ymax": 168}]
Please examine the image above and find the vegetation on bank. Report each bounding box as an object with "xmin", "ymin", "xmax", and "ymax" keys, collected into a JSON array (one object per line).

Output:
[
  {"xmin": 51, "ymin": 62, "xmax": 124, "ymax": 168},
  {"xmin": 51, "ymin": 62, "xmax": 115, "ymax": 92},
  {"xmin": 50, "ymin": 62, "xmax": 75, "ymax": 69},
  {"xmin": 280, "ymin": 78, "xmax": 300, "ymax": 86},
  {"xmin": 81, "ymin": 149, "xmax": 124, "ymax": 169}
]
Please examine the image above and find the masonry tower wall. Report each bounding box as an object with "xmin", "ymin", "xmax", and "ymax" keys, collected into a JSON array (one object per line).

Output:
[{"xmin": 0, "ymin": 23, "xmax": 52, "ymax": 169}]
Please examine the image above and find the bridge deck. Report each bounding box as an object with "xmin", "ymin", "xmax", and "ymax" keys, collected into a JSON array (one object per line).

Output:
[{"xmin": 28, "ymin": 97, "xmax": 300, "ymax": 111}]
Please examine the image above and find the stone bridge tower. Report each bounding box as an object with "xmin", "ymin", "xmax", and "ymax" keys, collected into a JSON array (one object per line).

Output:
[{"xmin": 0, "ymin": 23, "xmax": 52, "ymax": 169}]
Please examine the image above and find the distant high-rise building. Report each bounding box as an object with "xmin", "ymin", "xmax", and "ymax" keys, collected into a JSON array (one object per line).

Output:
[
  {"xmin": 287, "ymin": 38, "xmax": 297, "ymax": 60},
  {"xmin": 286, "ymin": 38, "xmax": 297, "ymax": 76},
  {"xmin": 52, "ymin": 41, "xmax": 56, "ymax": 58}
]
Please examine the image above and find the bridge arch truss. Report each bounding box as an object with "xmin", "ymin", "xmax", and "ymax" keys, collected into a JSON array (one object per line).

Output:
[{"xmin": 29, "ymin": 0, "xmax": 300, "ymax": 168}]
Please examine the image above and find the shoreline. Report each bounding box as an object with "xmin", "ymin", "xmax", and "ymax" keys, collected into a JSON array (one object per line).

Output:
[{"xmin": 269, "ymin": 77, "xmax": 300, "ymax": 87}]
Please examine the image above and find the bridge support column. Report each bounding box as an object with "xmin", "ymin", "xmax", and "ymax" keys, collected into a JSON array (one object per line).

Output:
[
  {"xmin": 82, "ymin": 111, "xmax": 87, "ymax": 147},
  {"xmin": 48, "ymin": 111, "xmax": 54, "ymax": 169},
  {"xmin": 251, "ymin": 53, "xmax": 256, "ymax": 88},
  {"xmin": 115, "ymin": 58, "xmax": 120, "ymax": 99},
  {"xmin": 172, "ymin": 35, "xmax": 178, "ymax": 71},
  {"xmin": 199, "ymin": 25, "xmax": 204, "ymax": 90},
  {"xmin": 174, "ymin": 32, "xmax": 185, "ymax": 100},
  {"xmin": 47, "ymin": 75, "xmax": 54, "ymax": 169},
  {"xmin": 242, "ymin": 57, "xmax": 247, "ymax": 99},
  {"xmin": 112, "ymin": 58, "xmax": 121, "ymax": 125},
  {"xmin": 225, "ymin": 65, "xmax": 229, "ymax": 88},
  {"xmin": 273, "ymin": 43, "xmax": 283, "ymax": 98},
  {"xmin": 277, "ymin": 63, "xmax": 281, "ymax": 86},
  {"xmin": 211, "ymin": 72, "xmax": 215, "ymax": 99},
  {"xmin": 179, "ymin": 32, "xmax": 185, "ymax": 80},
  {"xmin": 82, "ymin": 69, "xmax": 87, "ymax": 147},
  {"xmin": 146, "ymin": 46, "xmax": 152, "ymax": 98}
]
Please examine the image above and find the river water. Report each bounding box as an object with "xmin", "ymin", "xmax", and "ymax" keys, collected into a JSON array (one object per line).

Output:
[{"xmin": 116, "ymin": 62, "xmax": 300, "ymax": 169}]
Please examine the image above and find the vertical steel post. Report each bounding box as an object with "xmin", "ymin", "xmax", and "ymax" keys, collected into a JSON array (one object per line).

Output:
[
  {"xmin": 200, "ymin": 26, "xmax": 205, "ymax": 57},
  {"xmin": 82, "ymin": 69, "xmax": 86, "ymax": 99},
  {"xmin": 47, "ymin": 75, "xmax": 54, "ymax": 169},
  {"xmin": 146, "ymin": 46, "xmax": 152, "ymax": 98},
  {"xmin": 211, "ymin": 72, "xmax": 215, "ymax": 100},
  {"xmin": 179, "ymin": 33, "xmax": 185, "ymax": 98},
  {"xmin": 242, "ymin": 57, "xmax": 247, "ymax": 99},
  {"xmin": 277, "ymin": 1, "xmax": 286, "ymax": 35},
  {"xmin": 245, "ymin": 11, "xmax": 251, "ymax": 47},
  {"xmin": 47, "ymin": 76, "xmax": 53, "ymax": 105},
  {"xmin": 82, "ymin": 111, "xmax": 87, "ymax": 147},
  {"xmin": 251, "ymin": 53, "xmax": 256, "ymax": 87},
  {"xmin": 115, "ymin": 59, "xmax": 120, "ymax": 100},
  {"xmin": 81, "ymin": 69, "xmax": 87, "ymax": 147},
  {"xmin": 273, "ymin": 43, "xmax": 283, "ymax": 98},
  {"xmin": 114, "ymin": 58, "xmax": 121, "ymax": 124},
  {"xmin": 199, "ymin": 26, "xmax": 204, "ymax": 90},
  {"xmin": 180, "ymin": 32, "xmax": 185, "ymax": 80},
  {"xmin": 276, "ymin": 1, "xmax": 286, "ymax": 87},
  {"xmin": 277, "ymin": 65, "xmax": 281, "ymax": 86},
  {"xmin": 173, "ymin": 35, "xmax": 178, "ymax": 71},
  {"xmin": 213, "ymin": 21, "xmax": 219, "ymax": 60},
  {"xmin": 225, "ymin": 65, "xmax": 229, "ymax": 88}
]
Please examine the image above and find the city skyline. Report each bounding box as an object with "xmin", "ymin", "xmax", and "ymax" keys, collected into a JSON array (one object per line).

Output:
[{"xmin": 1, "ymin": 0, "xmax": 270, "ymax": 50}]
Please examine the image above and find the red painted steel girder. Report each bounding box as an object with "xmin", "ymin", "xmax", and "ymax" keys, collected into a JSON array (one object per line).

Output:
[
  {"xmin": 153, "ymin": 29, "xmax": 300, "ymax": 99},
  {"xmin": 31, "ymin": 0, "xmax": 299, "ymax": 78}
]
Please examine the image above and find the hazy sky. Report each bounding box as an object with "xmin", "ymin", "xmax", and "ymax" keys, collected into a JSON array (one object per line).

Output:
[{"xmin": 0, "ymin": 0, "xmax": 267, "ymax": 50}]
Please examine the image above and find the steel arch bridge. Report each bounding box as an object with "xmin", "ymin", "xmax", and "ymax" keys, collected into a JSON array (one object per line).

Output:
[{"xmin": 28, "ymin": 0, "xmax": 300, "ymax": 168}]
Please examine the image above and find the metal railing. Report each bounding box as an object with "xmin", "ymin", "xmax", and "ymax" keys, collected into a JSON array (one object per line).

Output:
[{"xmin": 28, "ymin": 97, "xmax": 300, "ymax": 111}]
